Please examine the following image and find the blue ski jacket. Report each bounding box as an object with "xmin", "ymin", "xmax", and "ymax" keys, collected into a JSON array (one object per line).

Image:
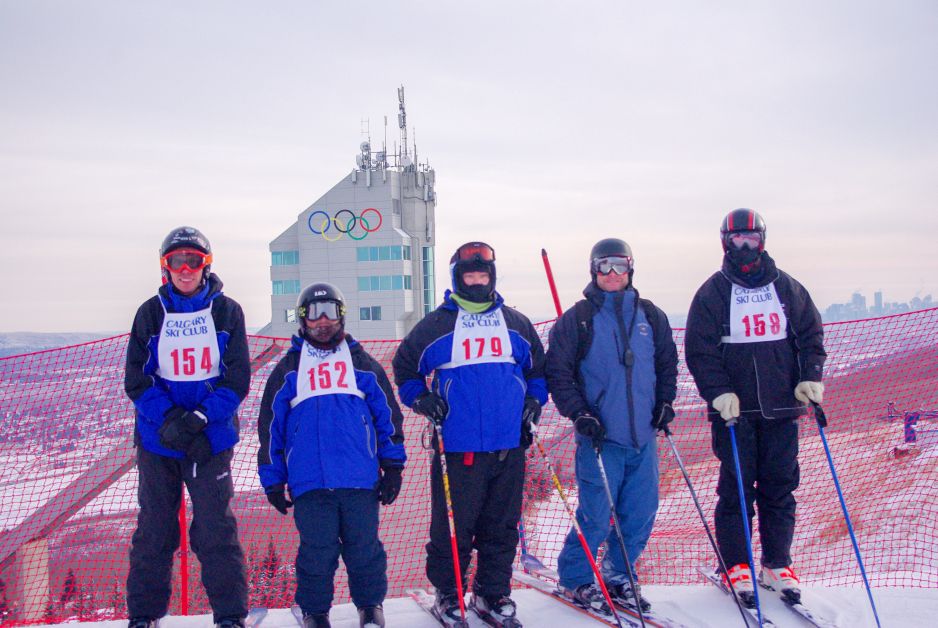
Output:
[
  {"xmin": 392, "ymin": 291, "xmax": 548, "ymax": 452},
  {"xmin": 124, "ymin": 274, "xmax": 250, "ymax": 458},
  {"xmin": 257, "ymin": 334, "xmax": 406, "ymax": 499}
]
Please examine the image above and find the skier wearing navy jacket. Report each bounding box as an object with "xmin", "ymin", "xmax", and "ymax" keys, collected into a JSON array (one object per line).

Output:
[
  {"xmin": 685, "ymin": 209, "xmax": 826, "ymax": 606},
  {"xmin": 258, "ymin": 282, "xmax": 406, "ymax": 628},
  {"xmin": 392, "ymin": 242, "xmax": 548, "ymax": 627},
  {"xmin": 124, "ymin": 227, "xmax": 249, "ymax": 628}
]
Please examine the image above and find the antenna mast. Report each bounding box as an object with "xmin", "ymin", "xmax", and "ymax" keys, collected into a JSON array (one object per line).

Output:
[{"xmin": 398, "ymin": 85, "xmax": 408, "ymax": 161}]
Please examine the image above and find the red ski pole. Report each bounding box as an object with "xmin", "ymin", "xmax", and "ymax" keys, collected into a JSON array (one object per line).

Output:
[
  {"xmin": 541, "ymin": 248, "xmax": 564, "ymax": 317},
  {"xmin": 433, "ymin": 424, "xmax": 469, "ymax": 625}
]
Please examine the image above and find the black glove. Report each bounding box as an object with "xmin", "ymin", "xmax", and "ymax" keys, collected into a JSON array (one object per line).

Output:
[
  {"xmin": 378, "ymin": 464, "xmax": 403, "ymax": 506},
  {"xmin": 412, "ymin": 391, "xmax": 449, "ymax": 425},
  {"xmin": 159, "ymin": 407, "xmax": 207, "ymax": 450},
  {"xmin": 185, "ymin": 433, "xmax": 213, "ymax": 465},
  {"xmin": 652, "ymin": 401, "xmax": 675, "ymax": 433},
  {"xmin": 266, "ymin": 484, "xmax": 293, "ymax": 515},
  {"xmin": 574, "ymin": 413, "xmax": 606, "ymax": 450},
  {"xmin": 520, "ymin": 397, "xmax": 541, "ymax": 449}
]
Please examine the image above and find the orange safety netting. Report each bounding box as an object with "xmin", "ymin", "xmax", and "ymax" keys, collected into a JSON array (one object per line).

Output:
[{"xmin": 0, "ymin": 309, "xmax": 936, "ymax": 624}]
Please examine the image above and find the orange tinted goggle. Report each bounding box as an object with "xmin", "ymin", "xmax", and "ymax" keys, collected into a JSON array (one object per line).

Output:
[
  {"xmin": 456, "ymin": 243, "xmax": 495, "ymax": 263},
  {"xmin": 161, "ymin": 249, "xmax": 212, "ymax": 272}
]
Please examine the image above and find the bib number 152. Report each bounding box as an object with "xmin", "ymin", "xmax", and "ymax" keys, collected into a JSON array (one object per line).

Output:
[{"xmin": 741, "ymin": 313, "xmax": 781, "ymax": 337}]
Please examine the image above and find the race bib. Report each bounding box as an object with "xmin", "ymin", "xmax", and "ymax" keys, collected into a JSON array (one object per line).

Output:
[
  {"xmin": 292, "ymin": 339, "xmax": 364, "ymax": 407},
  {"xmin": 441, "ymin": 307, "xmax": 516, "ymax": 369},
  {"xmin": 723, "ymin": 282, "xmax": 788, "ymax": 344},
  {"xmin": 156, "ymin": 305, "xmax": 221, "ymax": 381}
]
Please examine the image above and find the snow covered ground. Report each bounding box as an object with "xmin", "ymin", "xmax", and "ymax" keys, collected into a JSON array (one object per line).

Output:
[{"xmin": 43, "ymin": 585, "xmax": 938, "ymax": 627}]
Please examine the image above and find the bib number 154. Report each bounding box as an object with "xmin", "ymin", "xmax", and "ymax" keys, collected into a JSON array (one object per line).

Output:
[{"xmin": 170, "ymin": 347, "xmax": 213, "ymax": 376}]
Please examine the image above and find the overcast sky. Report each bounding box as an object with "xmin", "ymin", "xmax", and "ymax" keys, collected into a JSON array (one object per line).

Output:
[{"xmin": 1, "ymin": 1, "xmax": 936, "ymax": 332}]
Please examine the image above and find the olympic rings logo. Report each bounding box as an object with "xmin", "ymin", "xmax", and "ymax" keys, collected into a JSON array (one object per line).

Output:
[{"xmin": 307, "ymin": 208, "xmax": 383, "ymax": 241}]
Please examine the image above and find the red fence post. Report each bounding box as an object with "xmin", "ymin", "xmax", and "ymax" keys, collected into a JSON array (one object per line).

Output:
[{"xmin": 178, "ymin": 499, "xmax": 188, "ymax": 615}]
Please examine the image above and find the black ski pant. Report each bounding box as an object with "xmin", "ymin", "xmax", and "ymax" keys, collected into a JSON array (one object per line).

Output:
[
  {"xmin": 426, "ymin": 447, "xmax": 525, "ymax": 600},
  {"xmin": 126, "ymin": 447, "xmax": 248, "ymax": 622},
  {"xmin": 293, "ymin": 488, "xmax": 388, "ymax": 615},
  {"xmin": 711, "ymin": 417, "xmax": 800, "ymax": 570}
]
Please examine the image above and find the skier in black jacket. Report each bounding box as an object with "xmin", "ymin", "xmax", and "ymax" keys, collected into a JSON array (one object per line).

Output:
[
  {"xmin": 685, "ymin": 209, "xmax": 826, "ymax": 605},
  {"xmin": 546, "ymin": 238, "xmax": 677, "ymax": 613},
  {"xmin": 124, "ymin": 227, "xmax": 249, "ymax": 628}
]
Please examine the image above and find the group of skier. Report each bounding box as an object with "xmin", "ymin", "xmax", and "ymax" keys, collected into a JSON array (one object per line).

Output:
[{"xmin": 123, "ymin": 207, "xmax": 826, "ymax": 628}]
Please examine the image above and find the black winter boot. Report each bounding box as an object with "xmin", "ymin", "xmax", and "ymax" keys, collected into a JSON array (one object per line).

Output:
[{"xmin": 358, "ymin": 605, "xmax": 385, "ymax": 627}]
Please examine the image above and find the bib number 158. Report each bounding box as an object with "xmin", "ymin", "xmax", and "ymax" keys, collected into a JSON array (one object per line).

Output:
[{"xmin": 740, "ymin": 313, "xmax": 781, "ymax": 337}]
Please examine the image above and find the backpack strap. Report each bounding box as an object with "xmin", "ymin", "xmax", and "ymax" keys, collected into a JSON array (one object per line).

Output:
[{"xmin": 573, "ymin": 299, "xmax": 594, "ymax": 368}]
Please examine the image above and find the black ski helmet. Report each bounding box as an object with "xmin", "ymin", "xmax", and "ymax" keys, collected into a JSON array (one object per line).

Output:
[
  {"xmin": 720, "ymin": 208, "xmax": 766, "ymax": 252},
  {"xmin": 450, "ymin": 242, "xmax": 497, "ymax": 303},
  {"xmin": 589, "ymin": 238, "xmax": 634, "ymax": 285},
  {"xmin": 160, "ymin": 226, "xmax": 212, "ymax": 283},
  {"xmin": 296, "ymin": 282, "xmax": 347, "ymax": 348}
]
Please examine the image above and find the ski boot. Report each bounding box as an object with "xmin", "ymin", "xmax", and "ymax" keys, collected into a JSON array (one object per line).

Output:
[
  {"xmin": 724, "ymin": 563, "xmax": 756, "ymax": 608},
  {"xmin": 432, "ymin": 590, "xmax": 469, "ymax": 627},
  {"xmin": 761, "ymin": 564, "xmax": 802, "ymax": 604},
  {"xmin": 358, "ymin": 605, "xmax": 385, "ymax": 628},
  {"xmin": 562, "ymin": 583, "xmax": 612, "ymax": 615},
  {"xmin": 607, "ymin": 580, "xmax": 651, "ymax": 613},
  {"xmin": 469, "ymin": 592, "xmax": 523, "ymax": 627},
  {"xmin": 302, "ymin": 613, "xmax": 331, "ymax": 628}
]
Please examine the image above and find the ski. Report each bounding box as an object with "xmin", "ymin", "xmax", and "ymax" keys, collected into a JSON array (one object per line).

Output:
[
  {"xmin": 512, "ymin": 569, "xmax": 635, "ymax": 627},
  {"xmin": 758, "ymin": 582, "xmax": 839, "ymax": 628},
  {"xmin": 519, "ymin": 554, "xmax": 688, "ymax": 628},
  {"xmin": 407, "ymin": 588, "xmax": 472, "ymax": 627},
  {"xmin": 697, "ymin": 566, "xmax": 777, "ymax": 627},
  {"xmin": 245, "ymin": 607, "xmax": 268, "ymax": 628}
]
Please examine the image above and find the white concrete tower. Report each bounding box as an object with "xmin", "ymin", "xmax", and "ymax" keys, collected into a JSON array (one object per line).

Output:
[{"xmin": 263, "ymin": 88, "xmax": 437, "ymax": 340}]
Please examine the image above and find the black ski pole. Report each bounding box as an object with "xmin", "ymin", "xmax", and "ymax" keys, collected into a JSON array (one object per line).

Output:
[
  {"xmin": 594, "ymin": 447, "xmax": 646, "ymax": 628},
  {"xmin": 662, "ymin": 426, "xmax": 749, "ymax": 627}
]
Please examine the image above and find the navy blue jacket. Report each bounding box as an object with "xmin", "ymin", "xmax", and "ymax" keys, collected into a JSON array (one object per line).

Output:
[
  {"xmin": 546, "ymin": 283, "xmax": 678, "ymax": 449},
  {"xmin": 257, "ymin": 334, "xmax": 406, "ymax": 499},
  {"xmin": 685, "ymin": 253, "xmax": 826, "ymax": 420},
  {"xmin": 125, "ymin": 274, "xmax": 250, "ymax": 458},
  {"xmin": 392, "ymin": 291, "xmax": 548, "ymax": 452}
]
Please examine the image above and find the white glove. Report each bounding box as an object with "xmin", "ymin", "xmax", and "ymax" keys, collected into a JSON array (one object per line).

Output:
[
  {"xmin": 712, "ymin": 392, "xmax": 740, "ymax": 423},
  {"xmin": 794, "ymin": 381, "xmax": 824, "ymax": 404}
]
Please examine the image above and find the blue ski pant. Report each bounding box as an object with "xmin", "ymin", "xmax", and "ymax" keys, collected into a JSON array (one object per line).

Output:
[
  {"xmin": 293, "ymin": 488, "xmax": 387, "ymax": 615},
  {"xmin": 557, "ymin": 439, "xmax": 659, "ymax": 590}
]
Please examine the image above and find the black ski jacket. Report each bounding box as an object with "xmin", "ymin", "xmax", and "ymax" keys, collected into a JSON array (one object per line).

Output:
[{"xmin": 685, "ymin": 253, "xmax": 826, "ymax": 421}]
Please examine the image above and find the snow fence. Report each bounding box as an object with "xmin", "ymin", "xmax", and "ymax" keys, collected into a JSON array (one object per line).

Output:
[{"xmin": 0, "ymin": 309, "xmax": 936, "ymax": 624}]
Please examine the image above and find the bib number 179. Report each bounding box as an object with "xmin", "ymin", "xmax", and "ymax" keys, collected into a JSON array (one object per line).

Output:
[{"xmin": 462, "ymin": 337, "xmax": 503, "ymax": 359}]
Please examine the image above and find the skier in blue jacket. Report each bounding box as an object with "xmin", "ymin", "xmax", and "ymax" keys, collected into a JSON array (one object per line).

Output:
[
  {"xmin": 124, "ymin": 227, "xmax": 249, "ymax": 628},
  {"xmin": 392, "ymin": 242, "xmax": 547, "ymax": 627},
  {"xmin": 258, "ymin": 282, "xmax": 406, "ymax": 628},
  {"xmin": 546, "ymin": 238, "xmax": 678, "ymax": 614}
]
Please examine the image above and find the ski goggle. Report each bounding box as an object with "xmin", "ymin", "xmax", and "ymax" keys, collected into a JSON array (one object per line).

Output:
[
  {"xmin": 725, "ymin": 231, "xmax": 764, "ymax": 250},
  {"xmin": 297, "ymin": 301, "xmax": 344, "ymax": 321},
  {"xmin": 161, "ymin": 248, "xmax": 212, "ymax": 272},
  {"xmin": 591, "ymin": 256, "xmax": 633, "ymax": 276},
  {"xmin": 455, "ymin": 242, "xmax": 495, "ymax": 263}
]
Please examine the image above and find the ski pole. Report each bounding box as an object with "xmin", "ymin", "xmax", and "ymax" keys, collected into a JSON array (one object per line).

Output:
[
  {"xmin": 433, "ymin": 423, "xmax": 469, "ymax": 625},
  {"xmin": 594, "ymin": 448, "xmax": 646, "ymax": 628},
  {"xmin": 727, "ymin": 422, "xmax": 765, "ymax": 627},
  {"xmin": 533, "ymin": 435, "xmax": 624, "ymax": 628},
  {"xmin": 662, "ymin": 427, "xmax": 749, "ymax": 627},
  {"xmin": 812, "ymin": 403, "xmax": 882, "ymax": 628}
]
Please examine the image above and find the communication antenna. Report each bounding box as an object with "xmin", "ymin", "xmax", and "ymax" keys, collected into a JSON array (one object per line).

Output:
[{"xmin": 398, "ymin": 85, "xmax": 408, "ymax": 160}]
